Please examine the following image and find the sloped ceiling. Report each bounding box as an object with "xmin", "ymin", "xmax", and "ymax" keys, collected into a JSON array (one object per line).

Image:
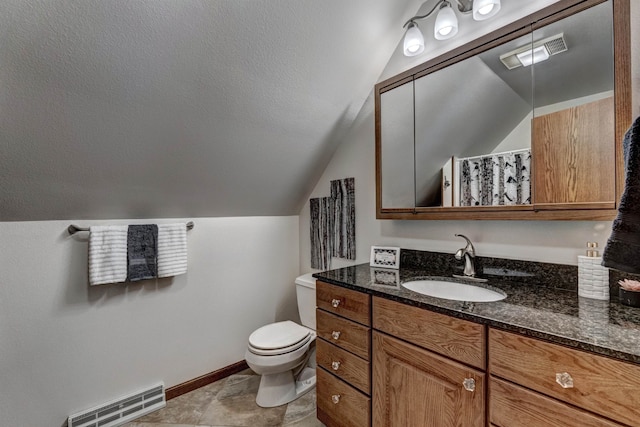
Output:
[{"xmin": 0, "ymin": 0, "xmax": 421, "ymax": 221}]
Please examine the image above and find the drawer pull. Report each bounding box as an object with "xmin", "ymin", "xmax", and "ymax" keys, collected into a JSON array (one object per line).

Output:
[
  {"xmin": 556, "ymin": 372, "xmax": 574, "ymax": 389},
  {"xmin": 331, "ymin": 394, "xmax": 341, "ymax": 404},
  {"xmin": 462, "ymin": 378, "xmax": 475, "ymax": 392},
  {"xmin": 331, "ymin": 331, "xmax": 341, "ymax": 340},
  {"xmin": 331, "ymin": 361, "xmax": 341, "ymax": 371},
  {"xmin": 331, "ymin": 299, "xmax": 341, "ymax": 308}
]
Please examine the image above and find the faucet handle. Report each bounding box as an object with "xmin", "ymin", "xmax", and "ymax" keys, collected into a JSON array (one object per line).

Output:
[{"xmin": 455, "ymin": 234, "xmax": 475, "ymax": 256}]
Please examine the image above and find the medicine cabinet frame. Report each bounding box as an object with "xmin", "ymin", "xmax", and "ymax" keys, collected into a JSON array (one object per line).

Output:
[{"xmin": 374, "ymin": 0, "xmax": 631, "ymax": 220}]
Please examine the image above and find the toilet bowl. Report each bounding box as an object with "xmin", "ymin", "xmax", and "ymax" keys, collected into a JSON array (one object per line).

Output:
[{"xmin": 244, "ymin": 273, "xmax": 317, "ymax": 407}]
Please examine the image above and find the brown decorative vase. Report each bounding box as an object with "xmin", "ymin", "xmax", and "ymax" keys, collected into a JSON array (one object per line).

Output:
[{"xmin": 619, "ymin": 288, "xmax": 640, "ymax": 308}]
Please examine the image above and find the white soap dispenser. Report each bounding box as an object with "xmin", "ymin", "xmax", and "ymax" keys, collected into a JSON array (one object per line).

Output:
[{"xmin": 578, "ymin": 242, "xmax": 609, "ymax": 300}]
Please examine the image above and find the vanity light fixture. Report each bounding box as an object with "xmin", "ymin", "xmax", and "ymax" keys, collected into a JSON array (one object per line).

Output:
[{"xmin": 402, "ymin": 0, "xmax": 501, "ymax": 56}]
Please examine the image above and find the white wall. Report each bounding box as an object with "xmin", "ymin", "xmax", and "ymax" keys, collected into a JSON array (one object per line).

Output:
[
  {"xmin": 0, "ymin": 216, "xmax": 299, "ymax": 426},
  {"xmin": 300, "ymin": 1, "xmax": 640, "ymax": 273}
]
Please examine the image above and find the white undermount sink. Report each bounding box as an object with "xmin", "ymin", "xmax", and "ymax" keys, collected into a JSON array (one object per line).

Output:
[{"xmin": 401, "ymin": 279, "xmax": 506, "ymax": 302}]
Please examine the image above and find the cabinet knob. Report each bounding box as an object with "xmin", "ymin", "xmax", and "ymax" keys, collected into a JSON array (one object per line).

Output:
[
  {"xmin": 331, "ymin": 331, "xmax": 341, "ymax": 340},
  {"xmin": 331, "ymin": 394, "xmax": 341, "ymax": 404},
  {"xmin": 462, "ymin": 378, "xmax": 475, "ymax": 392},
  {"xmin": 331, "ymin": 299, "xmax": 341, "ymax": 308},
  {"xmin": 332, "ymin": 361, "xmax": 341, "ymax": 371},
  {"xmin": 556, "ymin": 372, "xmax": 574, "ymax": 389}
]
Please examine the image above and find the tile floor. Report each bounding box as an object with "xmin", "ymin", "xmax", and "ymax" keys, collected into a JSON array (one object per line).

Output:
[{"xmin": 124, "ymin": 369, "xmax": 325, "ymax": 427}]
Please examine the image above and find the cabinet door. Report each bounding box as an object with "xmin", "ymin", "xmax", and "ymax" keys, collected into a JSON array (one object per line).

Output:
[
  {"xmin": 372, "ymin": 331, "xmax": 484, "ymax": 427},
  {"xmin": 378, "ymin": 78, "xmax": 415, "ymax": 211},
  {"xmin": 531, "ymin": 1, "xmax": 616, "ymax": 211},
  {"xmin": 532, "ymin": 97, "xmax": 615, "ymax": 209}
]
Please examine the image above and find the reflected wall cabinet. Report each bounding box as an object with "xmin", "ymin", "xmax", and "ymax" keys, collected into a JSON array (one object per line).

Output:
[{"xmin": 375, "ymin": 0, "xmax": 631, "ymax": 220}]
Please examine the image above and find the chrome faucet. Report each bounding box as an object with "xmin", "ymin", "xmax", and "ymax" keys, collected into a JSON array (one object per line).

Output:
[{"xmin": 454, "ymin": 234, "xmax": 476, "ymax": 277}]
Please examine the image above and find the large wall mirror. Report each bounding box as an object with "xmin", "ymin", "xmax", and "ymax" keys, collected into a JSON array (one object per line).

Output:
[{"xmin": 375, "ymin": 0, "xmax": 631, "ymax": 220}]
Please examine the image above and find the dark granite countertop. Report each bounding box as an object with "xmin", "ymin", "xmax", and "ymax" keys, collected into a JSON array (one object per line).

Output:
[{"xmin": 313, "ymin": 257, "xmax": 640, "ymax": 365}]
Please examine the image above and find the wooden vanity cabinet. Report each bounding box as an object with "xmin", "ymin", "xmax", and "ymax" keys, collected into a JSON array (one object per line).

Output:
[
  {"xmin": 372, "ymin": 297, "xmax": 486, "ymax": 427},
  {"xmin": 316, "ymin": 284, "xmax": 640, "ymax": 427},
  {"xmin": 316, "ymin": 281, "xmax": 371, "ymax": 427},
  {"xmin": 489, "ymin": 328, "xmax": 640, "ymax": 427}
]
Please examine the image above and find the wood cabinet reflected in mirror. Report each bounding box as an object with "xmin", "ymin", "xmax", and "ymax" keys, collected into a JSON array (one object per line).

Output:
[{"xmin": 375, "ymin": 0, "xmax": 631, "ymax": 221}]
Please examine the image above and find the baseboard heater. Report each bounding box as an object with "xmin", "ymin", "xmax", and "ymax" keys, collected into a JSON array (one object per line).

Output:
[{"xmin": 68, "ymin": 383, "xmax": 166, "ymax": 427}]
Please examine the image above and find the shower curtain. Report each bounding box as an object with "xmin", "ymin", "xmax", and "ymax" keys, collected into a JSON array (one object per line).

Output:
[{"xmin": 459, "ymin": 150, "xmax": 531, "ymax": 206}]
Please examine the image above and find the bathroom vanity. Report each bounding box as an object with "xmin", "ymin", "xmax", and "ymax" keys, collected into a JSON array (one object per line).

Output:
[{"xmin": 313, "ymin": 255, "xmax": 640, "ymax": 427}]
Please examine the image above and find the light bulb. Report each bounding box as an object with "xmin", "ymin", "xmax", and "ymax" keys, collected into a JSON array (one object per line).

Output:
[
  {"xmin": 478, "ymin": 4, "xmax": 494, "ymax": 15},
  {"xmin": 434, "ymin": 2, "xmax": 458, "ymax": 40},
  {"xmin": 403, "ymin": 22, "xmax": 425, "ymax": 56},
  {"xmin": 473, "ymin": 0, "xmax": 501, "ymax": 21}
]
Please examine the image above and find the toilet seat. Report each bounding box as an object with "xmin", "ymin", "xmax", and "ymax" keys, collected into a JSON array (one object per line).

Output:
[
  {"xmin": 248, "ymin": 334, "xmax": 312, "ymax": 356},
  {"xmin": 245, "ymin": 336, "xmax": 315, "ymax": 371},
  {"xmin": 249, "ymin": 320, "xmax": 311, "ymax": 350}
]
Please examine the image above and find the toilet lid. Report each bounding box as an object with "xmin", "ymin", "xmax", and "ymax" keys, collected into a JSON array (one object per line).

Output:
[
  {"xmin": 249, "ymin": 320, "xmax": 311, "ymax": 350},
  {"xmin": 248, "ymin": 334, "xmax": 312, "ymax": 356}
]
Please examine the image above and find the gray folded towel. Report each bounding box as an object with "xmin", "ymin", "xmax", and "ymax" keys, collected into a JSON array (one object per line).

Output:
[
  {"xmin": 127, "ymin": 224, "xmax": 158, "ymax": 281},
  {"xmin": 602, "ymin": 116, "xmax": 640, "ymax": 274}
]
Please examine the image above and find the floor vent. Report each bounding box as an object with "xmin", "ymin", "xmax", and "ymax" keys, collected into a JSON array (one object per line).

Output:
[{"xmin": 68, "ymin": 383, "xmax": 165, "ymax": 427}]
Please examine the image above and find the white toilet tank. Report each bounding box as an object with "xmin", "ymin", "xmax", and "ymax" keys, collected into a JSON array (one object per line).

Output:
[{"xmin": 295, "ymin": 273, "xmax": 317, "ymax": 330}]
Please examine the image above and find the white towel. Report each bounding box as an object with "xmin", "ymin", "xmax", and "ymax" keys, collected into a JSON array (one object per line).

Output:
[
  {"xmin": 88, "ymin": 225, "xmax": 128, "ymax": 285},
  {"xmin": 157, "ymin": 223, "xmax": 188, "ymax": 278}
]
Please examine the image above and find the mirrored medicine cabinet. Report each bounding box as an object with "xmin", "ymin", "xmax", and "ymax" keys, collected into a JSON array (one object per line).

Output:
[{"xmin": 375, "ymin": 0, "xmax": 631, "ymax": 220}]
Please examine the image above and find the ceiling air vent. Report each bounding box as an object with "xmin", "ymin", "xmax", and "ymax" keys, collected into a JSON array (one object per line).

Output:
[{"xmin": 500, "ymin": 33, "xmax": 567, "ymax": 70}]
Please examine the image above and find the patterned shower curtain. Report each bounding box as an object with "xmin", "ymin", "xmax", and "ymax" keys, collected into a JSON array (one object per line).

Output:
[{"xmin": 460, "ymin": 150, "xmax": 531, "ymax": 206}]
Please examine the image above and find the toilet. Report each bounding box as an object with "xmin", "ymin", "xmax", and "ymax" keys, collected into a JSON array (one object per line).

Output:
[{"xmin": 245, "ymin": 273, "xmax": 317, "ymax": 407}]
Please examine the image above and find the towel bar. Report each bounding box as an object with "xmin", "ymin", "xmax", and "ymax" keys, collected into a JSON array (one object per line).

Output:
[{"xmin": 68, "ymin": 221, "xmax": 194, "ymax": 235}]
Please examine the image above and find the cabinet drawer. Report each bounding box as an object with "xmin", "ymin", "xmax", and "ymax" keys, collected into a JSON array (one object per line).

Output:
[
  {"xmin": 489, "ymin": 328, "xmax": 640, "ymax": 427},
  {"xmin": 489, "ymin": 378, "xmax": 620, "ymax": 427},
  {"xmin": 317, "ymin": 281, "xmax": 371, "ymax": 325},
  {"xmin": 373, "ymin": 297, "xmax": 485, "ymax": 369},
  {"xmin": 317, "ymin": 367, "xmax": 370, "ymax": 427},
  {"xmin": 490, "ymin": 378, "xmax": 622, "ymax": 427},
  {"xmin": 317, "ymin": 309, "xmax": 370, "ymax": 360},
  {"xmin": 317, "ymin": 338, "xmax": 370, "ymax": 394}
]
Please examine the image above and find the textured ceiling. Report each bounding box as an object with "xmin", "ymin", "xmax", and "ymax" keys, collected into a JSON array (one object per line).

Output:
[{"xmin": 0, "ymin": 0, "xmax": 421, "ymax": 221}]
